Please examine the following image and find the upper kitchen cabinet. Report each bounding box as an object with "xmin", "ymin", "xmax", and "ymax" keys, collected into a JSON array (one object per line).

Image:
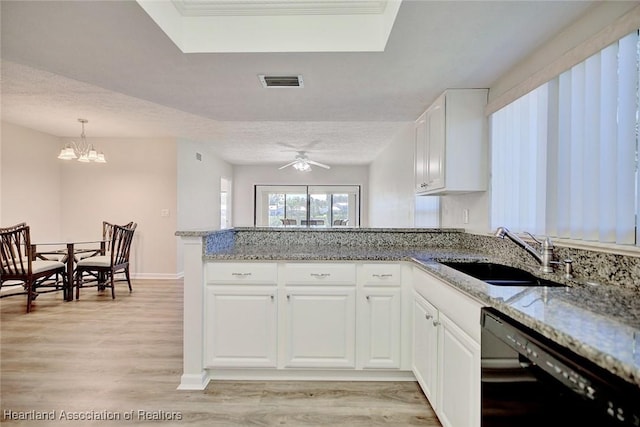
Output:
[{"xmin": 415, "ymin": 89, "xmax": 488, "ymax": 195}]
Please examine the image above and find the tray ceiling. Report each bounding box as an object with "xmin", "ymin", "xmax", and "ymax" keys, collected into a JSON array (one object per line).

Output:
[{"xmin": 136, "ymin": 0, "xmax": 402, "ymax": 52}]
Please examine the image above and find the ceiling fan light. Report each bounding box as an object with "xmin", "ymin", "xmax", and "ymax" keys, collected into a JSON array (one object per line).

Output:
[
  {"xmin": 279, "ymin": 151, "xmax": 328, "ymax": 171},
  {"xmin": 294, "ymin": 161, "xmax": 311, "ymax": 171}
]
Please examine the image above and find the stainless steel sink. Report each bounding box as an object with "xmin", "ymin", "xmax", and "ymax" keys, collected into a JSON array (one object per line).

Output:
[{"xmin": 440, "ymin": 261, "xmax": 565, "ymax": 287}]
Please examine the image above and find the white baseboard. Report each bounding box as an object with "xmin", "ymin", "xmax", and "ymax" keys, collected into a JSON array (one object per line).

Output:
[
  {"xmin": 205, "ymin": 369, "xmax": 416, "ymax": 382},
  {"xmin": 177, "ymin": 372, "xmax": 210, "ymax": 390},
  {"xmin": 131, "ymin": 273, "xmax": 182, "ymax": 280}
]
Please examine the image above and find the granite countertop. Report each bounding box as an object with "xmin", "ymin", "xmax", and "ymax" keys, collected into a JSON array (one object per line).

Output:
[
  {"xmin": 203, "ymin": 242, "xmax": 640, "ymax": 388},
  {"xmin": 414, "ymin": 257, "xmax": 640, "ymax": 388},
  {"xmin": 203, "ymin": 243, "xmax": 480, "ymax": 261}
]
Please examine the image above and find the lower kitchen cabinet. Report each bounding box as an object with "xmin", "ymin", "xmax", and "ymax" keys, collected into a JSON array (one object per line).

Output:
[
  {"xmin": 438, "ymin": 311, "xmax": 480, "ymax": 427},
  {"xmin": 204, "ymin": 285, "xmax": 278, "ymax": 368},
  {"xmin": 358, "ymin": 287, "xmax": 402, "ymax": 369},
  {"xmin": 283, "ymin": 286, "xmax": 356, "ymax": 368},
  {"xmin": 412, "ymin": 292, "xmax": 439, "ymax": 405},
  {"xmin": 413, "ymin": 268, "xmax": 481, "ymax": 427}
]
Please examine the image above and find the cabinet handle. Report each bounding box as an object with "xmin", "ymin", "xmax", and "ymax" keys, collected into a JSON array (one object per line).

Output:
[
  {"xmin": 270, "ymin": 295, "xmax": 274, "ymax": 301},
  {"xmin": 372, "ymin": 274, "xmax": 392, "ymax": 278},
  {"xmin": 310, "ymin": 273, "xmax": 331, "ymax": 278},
  {"xmin": 286, "ymin": 294, "xmax": 290, "ymax": 300},
  {"xmin": 366, "ymin": 295, "xmax": 370, "ymax": 301},
  {"xmin": 433, "ymin": 320, "xmax": 441, "ymax": 327},
  {"xmin": 425, "ymin": 314, "xmax": 433, "ymax": 320},
  {"xmin": 231, "ymin": 272, "xmax": 252, "ymax": 277}
]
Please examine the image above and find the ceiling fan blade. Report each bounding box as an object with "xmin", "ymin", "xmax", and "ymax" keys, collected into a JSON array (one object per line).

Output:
[
  {"xmin": 278, "ymin": 160, "xmax": 299, "ymax": 170},
  {"xmin": 307, "ymin": 160, "xmax": 331, "ymax": 169}
]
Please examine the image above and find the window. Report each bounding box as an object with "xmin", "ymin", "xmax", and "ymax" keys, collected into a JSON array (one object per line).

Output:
[
  {"xmin": 491, "ymin": 30, "xmax": 640, "ymax": 246},
  {"xmin": 220, "ymin": 177, "xmax": 232, "ymax": 229},
  {"xmin": 255, "ymin": 185, "xmax": 360, "ymax": 227}
]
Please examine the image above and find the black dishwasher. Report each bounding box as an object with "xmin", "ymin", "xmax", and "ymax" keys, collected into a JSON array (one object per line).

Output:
[{"xmin": 481, "ymin": 307, "xmax": 640, "ymax": 427}]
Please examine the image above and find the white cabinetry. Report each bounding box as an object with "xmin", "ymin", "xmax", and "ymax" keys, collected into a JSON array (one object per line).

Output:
[
  {"xmin": 205, "ymin": 286, "xmax": 277, "ymax": 367},
  {"xmin": 204, "ymin": 262, "xmax": 278, "ymax": 368},
  {"xmin": 415, "ymin": 89, "xmax": 488, "ymax": 195},
  {"xmin": 415, "ymin": 96, "xmax": 445, "ymax": 193},
  {"xmin": 283, "ymin": 286, "xmax": 356, "ymax": 368},
  {"xmin": 200, "ymin": 261, "xmax": 411, "ymax": 379},
  {"xmin": 358, "ymin": 263, "xmax": 402, "ymax": 369},
  {"xmin": 283, "ymin": 263, "xmax": 357, "ymax": 368},
  {"xmin": 438, "ymin": 311, "xmax": 480, "ymax": 427},
  {"xmin": 412, "ymin": 292, "xmax": 439, "ymax": 404},
  {"xmin": 412, "ymin": 267, "xmax": 482, "ymax": 427}
]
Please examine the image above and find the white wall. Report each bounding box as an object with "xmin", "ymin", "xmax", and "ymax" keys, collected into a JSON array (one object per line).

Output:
[
  {"xmin": 368, "ymin": 123, "xmax": 416, "ymax": 228},
  {"xmin": 177, "ymin": 139, "xmax": 233, "ymax": 230},
  {"xmin": 488, "ymin": 2, "xmax": 639, "ymax": 112},
  {"xmin": 1, "ymin": 121, "xmax": 182, "ymax": 278},
  {"xmin": 58, "ymin": 136, "xmax": 178, "ymax": 278},
  {"xmin": 176, "ymin": 139, "xmax": 233, "ymax": 273},
  {"xmin": 440, "ymin": 192, "xmax": 489, "ymax": 232},
  {"xmin": 233, "ymin": 164, "xmax": 369, "ymax": 227},
  {"xmin": 1, "ymin": 122, "xmax": 63, "ymax": 242}
]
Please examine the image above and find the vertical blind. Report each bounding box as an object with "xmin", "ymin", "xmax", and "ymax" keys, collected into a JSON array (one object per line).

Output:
[
  {"xmin": 491, "ymin": 83, "xmax": 548, "ymax": 236},
  {"xmin": 491, "ymin": 31, "xmax": 639, "ymax": 246}
]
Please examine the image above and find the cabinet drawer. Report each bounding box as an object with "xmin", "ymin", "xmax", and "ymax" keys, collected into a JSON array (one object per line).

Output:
[
  {"xmin": 285, "ymin": 263, "xmax": 356, "ymax": 285},
  {"xmin": 361, "ymin": 263, "xmax": 401, "ymax": 286},
  {"xmin": 206, "ymin": 262, "xmax": 277, "ymax": 284}
]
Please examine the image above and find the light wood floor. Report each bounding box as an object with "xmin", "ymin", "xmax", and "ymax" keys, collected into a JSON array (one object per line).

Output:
[{"xmin": 1, "ymin": 280, "xmax": 441, "ymax": 426}]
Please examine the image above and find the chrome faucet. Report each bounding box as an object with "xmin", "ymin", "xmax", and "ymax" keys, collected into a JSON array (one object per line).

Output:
[{"xmin": 494, "ymin": 227, "xmax": 555, "ymax": 273}]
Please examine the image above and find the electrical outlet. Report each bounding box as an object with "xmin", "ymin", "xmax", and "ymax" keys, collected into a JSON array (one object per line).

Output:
[
  {"xmin": 161, "ymin": 209, "xmax": 170, "ymax": 217},
  {"xmin": 463, "ymin": 209, "xmax": 469, "ymax": 224}
]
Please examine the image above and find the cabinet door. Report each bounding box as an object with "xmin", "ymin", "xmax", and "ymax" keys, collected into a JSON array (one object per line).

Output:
[
  {"xmin": 359, "ymin": 288, "xmax": 401, "ymax": 369},
  {"xmin": 283, "ymin": 287, "xmax": 356, "ymax": 368},
  {"xmin": 412, "ymin": 293, "xmax": 439, "ymax": 407},
  {"xmin": 425, "ymin": 94, "xmax": 445, "ymax": 191},
  {"xmin": 437, "ymin": 312, "xmax": 481, "ymax": 427},
  {"xmin": 205, "ymin": 286, "xmax": 278, "ymax": 368},
  {"xmin": 415, "ymin": 111, "xmax": 428, "ymax": 192}
]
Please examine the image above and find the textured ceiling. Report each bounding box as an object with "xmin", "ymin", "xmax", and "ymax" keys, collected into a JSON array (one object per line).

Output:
[{"xmin": 0, "ymin": 0, "xmax": 598, "ymax": 166}]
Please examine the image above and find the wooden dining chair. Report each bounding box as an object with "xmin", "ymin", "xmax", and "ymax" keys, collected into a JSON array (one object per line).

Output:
[
  {"xmin": 0, "ymin": 223, "xmax": 67, "ymax": 312},
  {"xmin": 102, "ymin": 221, "xmax": 134, "ymax": 253},
  {"xmin": 75, "ymin": 223, "xmax": 136, "ymax": 299}
]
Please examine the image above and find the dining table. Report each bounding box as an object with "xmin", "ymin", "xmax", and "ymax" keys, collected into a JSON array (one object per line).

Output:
[{"xmin": 31, "ymin": 240, "xmax": 107, "ymax": 301}]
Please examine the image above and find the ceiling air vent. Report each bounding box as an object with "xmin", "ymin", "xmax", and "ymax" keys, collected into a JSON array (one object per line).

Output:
[{"xmin": 259, "ymin": 75, "xmax": 304, "ymax": 88}]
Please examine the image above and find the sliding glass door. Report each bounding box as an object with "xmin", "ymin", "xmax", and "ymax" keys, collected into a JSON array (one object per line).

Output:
[{"xmin": 255, "ymin": 185, "xmax": 360, "ymax": 227}]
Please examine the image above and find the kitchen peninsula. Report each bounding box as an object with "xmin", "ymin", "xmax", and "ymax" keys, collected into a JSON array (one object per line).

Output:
[{"xmin": 176, "ymin": 227, "xmax": 640, "ymax": 426}]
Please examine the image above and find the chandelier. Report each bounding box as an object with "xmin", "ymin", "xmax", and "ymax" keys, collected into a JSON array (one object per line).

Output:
[{"xmin": 57, "ymin": 119, "xmax": 106, "ymax": 163}]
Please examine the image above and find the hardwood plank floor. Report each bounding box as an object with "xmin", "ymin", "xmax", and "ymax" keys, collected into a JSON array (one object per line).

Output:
[{"xmin": 1, "ymin": 280, "xmax": 441, "ymax": 426}]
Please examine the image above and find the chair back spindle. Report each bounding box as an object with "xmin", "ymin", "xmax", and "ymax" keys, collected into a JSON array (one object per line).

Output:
[
  {"xmin": 75, "ymin": 222, "xmax": 136, "ymax": 300},
  {"xmin": 1, "ymin": 222, "xmax": 66, "ymax": 312},
  {"xmin": 110, "ymin": 225, "xmax": 135, "ymax": 267},
  {"xmin": 1, "ymin": 223, "xmax": 31, "ymax": 277},
  {"xmin": 103, "ymin": 221, "xmax": 134, "ymax": 253}
]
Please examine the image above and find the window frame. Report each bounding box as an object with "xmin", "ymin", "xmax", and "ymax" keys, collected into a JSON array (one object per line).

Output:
[{"xmin": 254, "ymin": 185, "xmax": 361, "ymax": 227}]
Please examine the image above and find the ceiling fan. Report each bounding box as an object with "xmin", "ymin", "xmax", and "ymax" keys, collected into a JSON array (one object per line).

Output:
[{"xmin": 278, "ymin": 151, "xmax": 331, "ymax": 172}]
